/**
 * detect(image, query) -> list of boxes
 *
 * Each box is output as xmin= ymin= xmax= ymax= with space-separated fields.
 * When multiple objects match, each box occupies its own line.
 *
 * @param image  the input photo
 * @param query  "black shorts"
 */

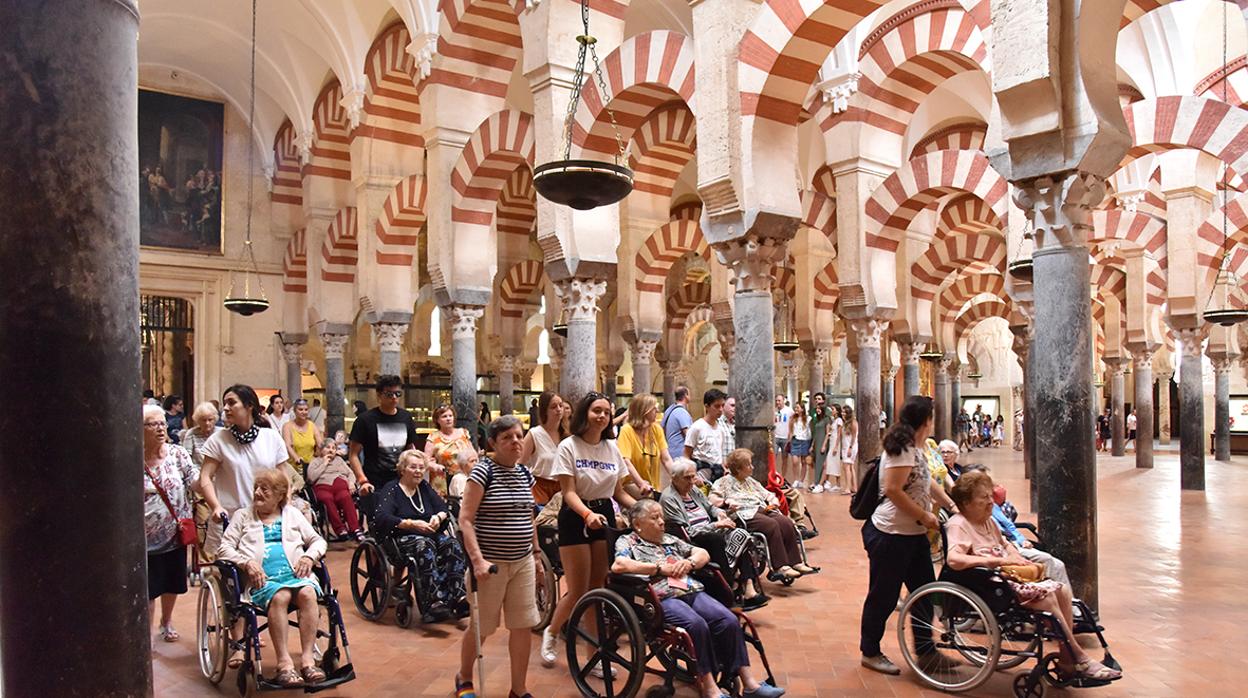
xmin=557 ymin=498 xmax=615 ymax=546
xmin=147 ymin=546 xmax=188 ymax=599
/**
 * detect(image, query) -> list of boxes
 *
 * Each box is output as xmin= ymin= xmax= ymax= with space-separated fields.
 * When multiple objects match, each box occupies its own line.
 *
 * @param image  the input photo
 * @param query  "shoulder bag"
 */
xmin=145 ymin=463 xmax=198 ymax=547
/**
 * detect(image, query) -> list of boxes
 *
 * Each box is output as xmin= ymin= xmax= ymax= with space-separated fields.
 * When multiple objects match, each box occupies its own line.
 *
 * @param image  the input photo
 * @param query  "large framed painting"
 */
xmin=138 ymin=88 xmax=224 ymax=253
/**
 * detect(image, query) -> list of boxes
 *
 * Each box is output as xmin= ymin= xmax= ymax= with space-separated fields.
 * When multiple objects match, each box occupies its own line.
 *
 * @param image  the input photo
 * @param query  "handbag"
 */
xmin=998 ymin=563 xmax=1043 ymax=583
xmin=145 ymin=463 xmax=198 ymax=547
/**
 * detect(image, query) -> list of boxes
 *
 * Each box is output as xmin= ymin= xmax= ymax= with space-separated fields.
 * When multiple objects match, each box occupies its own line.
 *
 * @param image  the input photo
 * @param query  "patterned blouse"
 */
xmin=710 ymin=474 xmax=778 ymax=520
xmin=143 ymin=445 xmax=198 ymax=553
xmin=614 ymin=532 xmax=705 ymax=600
xmin=178 ymin=425 xmax=220 ymax=468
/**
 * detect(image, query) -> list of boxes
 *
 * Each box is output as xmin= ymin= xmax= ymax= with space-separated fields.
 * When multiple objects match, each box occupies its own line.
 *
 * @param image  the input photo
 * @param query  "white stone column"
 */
xmin=446 ymin=304 xmax=485 ymax=431
xmin=898 ymin=341 xmax=924 ymax=399
xmin=631 ymin=338 xmax=658 ymax=397
xmin=371 ymin=322 xmax=408 ymax=378
xmin=935 ymin=354 xmax=953 ymax=441
xmin=809 ymin=346 xmax=829 ymax=398
xmin=318 ymin=332 xmax=349 ymax=436
xmin=1107 ymin=358 xmax=1127 ymax=457
xmin=498 ymin=354 xmax=517 ymax=416
xmin=1130 ymin=348 xmax=1156 ymax=468
xmin=279 ymin=334 xmax=306 ymax=401
xmin=849 ymin=318 xmax=889 ymax=468
xmin=554 ymin=278 xmax=607 ymax=407
xmin=661 ymin=361 xmax=678 ymax=405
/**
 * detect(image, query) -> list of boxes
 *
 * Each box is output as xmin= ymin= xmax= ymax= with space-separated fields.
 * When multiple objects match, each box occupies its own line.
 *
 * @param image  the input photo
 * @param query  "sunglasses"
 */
xmin=381 ymin=390 xmax=402 ymax=398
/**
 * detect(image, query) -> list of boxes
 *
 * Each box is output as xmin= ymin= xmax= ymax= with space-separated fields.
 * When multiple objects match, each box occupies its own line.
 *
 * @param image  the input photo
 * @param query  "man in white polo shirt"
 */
xmin=685 ymin=389 xmax=728 ymax=482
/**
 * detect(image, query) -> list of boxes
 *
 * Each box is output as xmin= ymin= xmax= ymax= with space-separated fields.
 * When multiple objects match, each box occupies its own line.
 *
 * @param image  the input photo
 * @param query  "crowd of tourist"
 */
xmin=140 ymin=375 xmax=1115 ymax=695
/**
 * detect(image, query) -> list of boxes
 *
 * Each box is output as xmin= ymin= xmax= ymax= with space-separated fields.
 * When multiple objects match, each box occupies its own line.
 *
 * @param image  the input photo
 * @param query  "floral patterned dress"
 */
xmin=427 ymin=428 xmax=472 ymax=495
xmin=143 ymin=445 xmax=198 ymax=554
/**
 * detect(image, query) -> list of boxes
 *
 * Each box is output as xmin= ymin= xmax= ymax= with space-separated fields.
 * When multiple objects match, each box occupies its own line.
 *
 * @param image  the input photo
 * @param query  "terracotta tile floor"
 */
xmin=153 ymin=445 xmax=1248 ymax=696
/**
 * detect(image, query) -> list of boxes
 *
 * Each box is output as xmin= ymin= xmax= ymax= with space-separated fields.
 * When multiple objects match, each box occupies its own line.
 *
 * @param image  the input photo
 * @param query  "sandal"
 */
xmin=301 ymin=665 xmax=326 ymax=684
xmin=1073 ymin=659 xmax=1122 ymax=682
xmin=227 ymin=651 xmax=245 ymax=669
xmin=274 ymin=668 xmax=303 ymax=687
xmin=158 ymin=624 xmax=180 ymax=642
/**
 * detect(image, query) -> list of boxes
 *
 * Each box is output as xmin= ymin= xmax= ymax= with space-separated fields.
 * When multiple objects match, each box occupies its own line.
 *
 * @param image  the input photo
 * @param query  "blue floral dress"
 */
xmin=250 ymin=519 xmax=320 ymax=609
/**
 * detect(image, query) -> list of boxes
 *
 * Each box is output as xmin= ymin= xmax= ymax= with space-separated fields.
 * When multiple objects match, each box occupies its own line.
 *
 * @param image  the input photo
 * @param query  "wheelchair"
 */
xmin=196 ymin=559 xmax=355 ymax=695
xmin=724 ymin=509 xmax=814 ymax=587
xmin=348 ymin=519 xmax=468 ymax=628
xmin=533 ymin=523 xmax=564 ymax=632
xmin=896 ymin=528 xmax=1119 ymax=698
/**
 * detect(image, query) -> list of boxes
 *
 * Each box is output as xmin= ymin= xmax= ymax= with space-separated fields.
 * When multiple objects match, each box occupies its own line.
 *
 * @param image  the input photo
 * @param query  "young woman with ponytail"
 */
xmin=858 ymin=395 xmax=952 ymax=677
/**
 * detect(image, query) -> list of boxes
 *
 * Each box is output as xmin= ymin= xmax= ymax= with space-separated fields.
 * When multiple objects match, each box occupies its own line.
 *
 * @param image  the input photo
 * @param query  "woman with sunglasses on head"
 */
xmin=519 ymin=391 xmax=568 ymax=504
xmin=616 ymin=393 xmax=673 ymax=493
xmin=539 ymin=392 xmax=638 ymax=669
xmin=424 ymin=403 xmax=476 ymax=496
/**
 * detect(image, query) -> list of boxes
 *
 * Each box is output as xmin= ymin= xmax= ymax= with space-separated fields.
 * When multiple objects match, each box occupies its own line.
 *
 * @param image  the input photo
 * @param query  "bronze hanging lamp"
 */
xmin=532 ymin=0 xmax=633 ymax=210
xmin=552 ymin=305 xmax=569 ymax=338
xmin=773 ymin=284 xmax=799 ymax=353
xmin=224 ymin=0 xmax=270 ymax=317
xmin=1007 ymin=212 xmax=1034 ymax=281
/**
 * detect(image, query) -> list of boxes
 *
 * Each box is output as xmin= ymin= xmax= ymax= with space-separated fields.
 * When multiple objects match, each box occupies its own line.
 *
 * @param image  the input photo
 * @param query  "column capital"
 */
xmin=935 ymin=355 xmax=953 ymax=383
xmin=1127 ymin=345 xmax=1157 ymax=369
xmin=898 ymin=341 xmax=925 ymax=366
xmin=1211 ymin=356 xmax=1236 ymax=374
xmin=371 ymin=322 xmax=409 ymax=353
xmin=445 ymin=304 xmax=485 ymax=340
xmin=632 ymin=338 xmax=659 ymax=364
xmin=883 ymin=366 xmax=898 ymax=381
xmin=813 ymin=346 xmax=831 ymax=367
xmin=1012 ymin=171 xmax=1105 ymax=250
xmin=1105 ymin=360 xmax=1126 ymax=378
xmin=1155 ymin=368 xmax=1174 ymax=381
xmin=280 ymin=341 xmax=303 ymax=364
xmin=318 ymin=332 xmax=349 ymax=360
xmin=1175 ymin=326 xmax=1208 ymax=358
xmin=498 ymin=354 xmax=518 ymax=372
xmin=553 ymin=277 xmax=607 ymax=322
xmin=713 ymin=235 xmax=786 ymax=293
xmin=849 ymin=318 xmax=889 ymax=349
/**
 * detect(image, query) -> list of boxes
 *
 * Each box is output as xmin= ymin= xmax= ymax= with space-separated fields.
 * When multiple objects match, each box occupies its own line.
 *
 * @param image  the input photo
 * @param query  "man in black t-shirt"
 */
xmin=349 ymin=375 xmax=425 ymax=514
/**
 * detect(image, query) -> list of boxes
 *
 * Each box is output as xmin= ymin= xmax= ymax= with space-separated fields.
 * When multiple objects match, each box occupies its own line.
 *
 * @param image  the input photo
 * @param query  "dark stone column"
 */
xmin=601 ymin=363 xmax=619 ymax=403
xmin=881 ymin=367 xmax=896 ymax=427
xmin=934 ymin=355 xmax=952 ymax=441
xmin=850 ymin=319 xmax=888 ymax=471
xmin=1016 ymin=173 xmax=1100 ymax=608
xmin=1025 ymin=344 xmax=1039 ymax=513
xmin=662 ymin=362 xmax=677 ymax=405
xmin=447 ymin=305 xmax=484 ymax=432
xmin=1157 ymin=369 xmax=1173 ymax=445
xmin=899 ymin=342 xmax=922 ymax=398
xmin=319 ymin=331 xmax=349 ymax=436
xmin=631 ymin=338 xmax=657 ymax=397
xmin=1130 ymin=349 xmax=1155 ymax=469
xmin=1176 ymin=328 xmax=1205 ymax=490
xmin=809 ymin=347 xmax=828 ymax=400
xmin=1108 ymin=359 xmax=1126 ymax=456
xmin=0 ymin=1 xmax=152 ymax=693
xmin=1212 ymin=357 xmax=1234 ymax=463
xmin=279 ymin=335 xmax=306 ymax=401
xmin=498 ymin=354 xmax=516 ymax=416
xmin=950 ymin=365 xmax=963 ymax=431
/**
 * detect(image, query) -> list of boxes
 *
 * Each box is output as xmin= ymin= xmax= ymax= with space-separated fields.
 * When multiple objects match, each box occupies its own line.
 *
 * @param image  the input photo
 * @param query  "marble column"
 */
xmin=631 ymin=338 xmax=658 ymax=397
xmin=0 ymin=1 xmax=151 ymax=690
xmin=555 ymin=278 xmax=607 ymax=407
xmin=601 ymin=363 xmax=619 ymax=402
xmin=713 ymin=317 xmax=737 ymax=397
xmin=447 ymin=305 xmax=484 ymax=432
xmin=850 ymin=318 xmax=888 ymax=469
xmin=899 ymin=342 xmax=924 ymax=399
xmin=950 ymin=364 xmax=963 ymax=429
xmin=279 ymin=335 xmax=306 ymax=401
xmin=1131 ymin=350 xmax=1155 ymax=468
xmin=1176 ymin=328 xmax=1206 ymax=490
xmin=662 ymin=362 xmax=677 ymax=405
xmin=934 ymin=355 xmax=952 ymax=441
xmin=1108 ymin=359 xmax=1126 ymax=457
xmin=498 ymin=354 xmax=517 ymax=416
xmin=372 ymin=322 xmax=408 ymax=378
xmin=809 ymin=347 xmax=829 ymax=399
xmin=319 ymin=332 xmax=349 ymax=449
xmin=1212 ymin=357 xmax=1234 ymax=463
xmin=1015 ymin=173 xmax=1101 ymax=607
xmin=882 ymin=367 xmax=898 ymax=426
xmin=1157 ymin=369 xmax=1173 ymax=445
xmin=781 ymin=355 xmax=798 ymax=406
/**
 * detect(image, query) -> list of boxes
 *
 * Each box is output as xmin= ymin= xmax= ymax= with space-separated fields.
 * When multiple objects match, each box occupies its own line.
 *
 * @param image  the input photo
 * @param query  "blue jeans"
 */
xmin=661 ymin=591 xmax=748 ymax=677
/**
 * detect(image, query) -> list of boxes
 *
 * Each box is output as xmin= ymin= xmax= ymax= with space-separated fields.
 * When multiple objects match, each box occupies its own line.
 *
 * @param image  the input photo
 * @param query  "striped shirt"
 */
xmin=467 ymin=457 xmax=536 ymax=561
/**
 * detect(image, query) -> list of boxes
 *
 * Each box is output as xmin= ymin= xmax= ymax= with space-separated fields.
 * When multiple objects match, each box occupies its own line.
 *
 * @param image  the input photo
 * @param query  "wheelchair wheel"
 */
xmin=349 ymin=539 xmax=391 ymax=621
xmin=898 ymin=582 xmax=999 ymax=693
xmin=533 ymin=549 xmax=558 ymax=633
xmin=566 ymin=588 xmax=646 ymax=698
xmin=196 ymin=574 xmax=229 ymax=685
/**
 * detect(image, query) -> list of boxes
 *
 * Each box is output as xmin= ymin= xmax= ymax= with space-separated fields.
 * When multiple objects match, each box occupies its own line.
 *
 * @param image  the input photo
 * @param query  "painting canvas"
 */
xmin=139 ymin=89 xmax=224 ymax=252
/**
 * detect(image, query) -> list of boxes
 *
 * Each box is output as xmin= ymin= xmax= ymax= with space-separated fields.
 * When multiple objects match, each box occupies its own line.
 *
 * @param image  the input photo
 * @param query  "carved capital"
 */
xmin=338 ymin=76 xmax=367 ymax=130
xmin=632 ymin=338 xmax=659 ymax=364
xmin=1106 ymin=360 xmax=1126 ymax=378
xmin=813 ymin=347 xmax=831 ymax=369
xmin=1155 ymin=369 xmax=1174 ymax=382
xmin=1212 ymin=357 xmax=1235 ymax=375
xmin=898 ymin=341 xmax=925 ymax=366
xmin=516 ymin=365 xmax=535 ymax=387
xmin=295 ymin=124 xmax=314 ymax=164
xmin=1129 ymin=346 xmax=1156 ymax=371
xmin=406 ymin=33 xmax=438 ymax=81
xmin=553 ymin=278 xmax=607 ymax=322
xmin=498 ymin=354 xmax=517 ymax=373
xmin=280 ymin=342 xmax=303 ymax=364
xmin=883 ymin=366 xmax=899 ymax=381
xmin=1013 ymin=172 xmax=1105 ymax=250
xmin=372 ymin=322 xmax=409 ymax=353
xmin=446 ymin=304 xmax=485 ymax=340
xmin=714 ymin=235 xmax=786 ymax=293
xmin=849 ymin=318 xmax=888 ymax=349
xmin=820 ymin=72 xmax=860 ymax=114
xmin=1175 ymin=327 xmax=1208 ymax=358
xmin=318 ymin=332 xmax=349 ymax=360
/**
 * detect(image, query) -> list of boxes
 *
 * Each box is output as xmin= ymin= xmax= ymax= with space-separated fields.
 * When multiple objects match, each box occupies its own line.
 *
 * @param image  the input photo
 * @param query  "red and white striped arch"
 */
xmin=630 ymin=104 xmax=697 ymax=198
xmin=774 ymin=264 xmax=797 ymax=300
xmin=1120 ymin=0 xmax=1181 ymax=29
xmin=863 ymin=150 xmax=1008 ymax=252
xmin=954 ymin=297 xmax=1010 ymax=345
xmin=374 ymin=175 xmax=426 ymax=267
xmin=307 ymin=80 xmax=352 ymax=181
xmin=321 ymin=207 xmax=358 ymax=284
xmin=670 ymin=199 xmax=702 ymax=222
xmin=811 ymin=164 xmax=835 ymax=197
xmin=271 ymin=119 xmax=303 ymax=207
xmin=1195 ymin=55 xmax=1248 ymax=107
xmin=283 ymin=228 xmax=308 ymax=294
xmin=911 ymin=230 xmax=1005 ymax=302
xmin=498 ymin=259 xmax=545 ymax=319
xmin=1091 ymin=208 xmax=1168 ymax=271
xmin=938 ymin=193 xmax=1003 ymax=235
xmin=429 ymin=0 xmax=523 ymax=101
xmin=451 ymin=109 xmax=535 ymax=227
xmin=738 ymin=0 xmax=886 ymax=126
xmin=1196 ymin=190 xmax=1248 ymax=294
xmin=801 ymin=189 xmax=837 ymax=238
xmin=813 ymin=260 xmax=839 ymax=311
xmin=665 ymin=281 xmax=711 ymax=332
xmin=572 ymin=31 xmax=696 ymax=159
xmin=1122 ymin=96 xmax=1248 ymax=174
xmin=1090 ymin=264 xmax=1127 ymax=310
xmin=635 ymin=218 xmax=708 ymax=293
xmin=911 ymin=121 xmax=987 ymax=158
xmin=938 ymin=270 xmax=1005 ymax=327
xmin=496 ymin=166 xmax=536 ymax=238
xmin=360 ymin=21 xmax=422 ymax=148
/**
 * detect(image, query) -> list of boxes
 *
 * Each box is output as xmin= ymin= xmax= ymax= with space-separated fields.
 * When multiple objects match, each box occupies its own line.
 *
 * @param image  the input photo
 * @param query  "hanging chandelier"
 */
xmin=552 ymin=306 xmax=569 ymax=338
xmin=1007 ymin=213 xmax=1034 ymax=281
xmin=1203 ymin=4 xmax=1248 ymax=327
xmin=919 ymin=349 xmax=944 ymax=361
xmin=532 ymin=0 xmax=633 ymax=210
xmin=773 ymin=285 xmax=799 ymax=353
xmin=224 ymin=0 xmax=270 ymax=317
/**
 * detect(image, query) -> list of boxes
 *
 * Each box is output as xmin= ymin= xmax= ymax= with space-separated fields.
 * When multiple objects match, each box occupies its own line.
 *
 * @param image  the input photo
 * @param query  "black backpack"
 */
xmin=849 ymin=456 xmax=883 ymax=520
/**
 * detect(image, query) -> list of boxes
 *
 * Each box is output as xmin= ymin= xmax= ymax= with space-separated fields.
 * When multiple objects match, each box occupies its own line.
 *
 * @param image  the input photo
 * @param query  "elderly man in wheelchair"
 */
xmin=897 ymin=470 xmax=1121 ymax=698
xmin=605 ymin=499 xmax=785 ymax=698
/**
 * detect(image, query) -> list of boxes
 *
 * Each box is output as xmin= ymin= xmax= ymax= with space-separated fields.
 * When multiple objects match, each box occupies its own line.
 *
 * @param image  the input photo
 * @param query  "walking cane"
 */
xmin=469 ymin=563 xmax=498 ymax=695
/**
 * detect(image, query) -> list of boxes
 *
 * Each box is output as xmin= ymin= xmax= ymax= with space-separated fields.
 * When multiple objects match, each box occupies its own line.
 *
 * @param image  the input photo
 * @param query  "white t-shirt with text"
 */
xmin=551 ymin=435 xmax=625 ymax=500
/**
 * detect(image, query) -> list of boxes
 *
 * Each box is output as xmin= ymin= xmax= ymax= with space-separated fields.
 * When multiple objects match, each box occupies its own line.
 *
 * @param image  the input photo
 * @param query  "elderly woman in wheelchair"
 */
xmin=611 ymin=499 xmax=785 ymax=698
xmin=216 ymin=468 xmax=328 ymax=687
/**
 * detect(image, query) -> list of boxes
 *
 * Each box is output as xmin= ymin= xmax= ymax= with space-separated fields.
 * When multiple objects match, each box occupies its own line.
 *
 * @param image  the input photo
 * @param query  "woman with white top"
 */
xmin=813 ymin=404 xmax=843 ymax=493
xmin=540 ymin=392 xmax=638 ymax=669
xmin=519 ymin=391 xmax=568 ymax=504
xmin=839 ymin=404 xmax=859 ymax=495
xmin=788 ymin=401 xmax=812 ymax=489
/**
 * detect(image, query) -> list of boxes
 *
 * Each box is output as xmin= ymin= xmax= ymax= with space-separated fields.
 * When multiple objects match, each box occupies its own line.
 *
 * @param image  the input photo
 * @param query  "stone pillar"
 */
xmin=898 ymin=342 xmax=924 ymax=399
xmin=447 ymin=305 xmax=484 ymax=432
xmin=279 ymin=335 xmax=306 ymax=401
xmin=517 ymin=365 xmax=535 ymax=391
xmin=372 ymin=322 xmax=408 ymax=378
xmin=780 ymin=354 xmax=798 ymax=406
xmin=809 ymin=347 xmax=828 ymax=399
xmin=1131 ymin=350 xmax=1155 ymax=468
xmin=713 ymin=316 xmax=737 ymax=396
xmin=661 ymin=362 xmax=677 ymax=405
xmin=555 ymin=278 xmax=607 ymax=407
xmin=850 ymin=318 xmax=888 ymax=469
xmin=1108 ymin=359 xmax=1126 ymax=456
xmin=934 ymin=355 xmax=952 ymax=441
xmin=882 ymin=367 xmax=898 ymax=426
xmin=631 ymin=338 xmax=658 ymax=396
xmin=0 ymin=1 xmax=151 ymax=691
xmin=950 ymin=364 xmax=963 ymax=430
xmin=1014 ymin=173 xmax=1101 ymax=607
xmin=498 ymin=354 xmax=517 ymax=416
xmin=1212 ymin=357 xmax=1234 ymax=463
xmin=601 ymin=363 xmax=619 ymax=402
xmin=319 ymin=332 xmax=349 ymax=446
xmin=1176 ymin=328 xmax=1206 ymax=490
xmin=1157 ymin=369 xmax=1173 ymax=445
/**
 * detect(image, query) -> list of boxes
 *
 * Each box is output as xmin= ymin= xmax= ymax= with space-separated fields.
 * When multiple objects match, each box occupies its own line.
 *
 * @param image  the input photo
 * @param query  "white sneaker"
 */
xmin=810 ymin=484 xmax=824 ymax=493
xmin=829 ymin=485 xmax=842 ymax=493
xmin=590 ymin=661 xmax=618 ymax=679
xmin=540 ymin=626 xmax=559 ymax=667
xmin=793 ymin=481 xmax=804 ymax=490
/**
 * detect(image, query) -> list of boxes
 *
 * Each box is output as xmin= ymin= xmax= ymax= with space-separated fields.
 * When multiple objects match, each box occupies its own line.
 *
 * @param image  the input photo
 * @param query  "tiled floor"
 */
xmin=152 ymin=445 xmax=1248 ymax=696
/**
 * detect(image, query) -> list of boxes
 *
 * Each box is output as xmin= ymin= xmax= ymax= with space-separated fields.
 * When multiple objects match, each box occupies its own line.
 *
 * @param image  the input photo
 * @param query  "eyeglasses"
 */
xmin=143 ymin=421 xmax=166 ymax=429
xmin=381 ymin=391 xmax=402 ymax=398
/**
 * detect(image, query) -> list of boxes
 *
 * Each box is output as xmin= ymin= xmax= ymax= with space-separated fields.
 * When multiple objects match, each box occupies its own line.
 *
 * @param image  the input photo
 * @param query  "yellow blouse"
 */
xmin=616 ymin=422 xmax=668 ymax=489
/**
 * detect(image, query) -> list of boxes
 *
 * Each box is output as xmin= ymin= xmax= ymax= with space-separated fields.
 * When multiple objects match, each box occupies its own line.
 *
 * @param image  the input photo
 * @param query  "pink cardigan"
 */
xmin=217 ymin=504 xmax=326 ymax=571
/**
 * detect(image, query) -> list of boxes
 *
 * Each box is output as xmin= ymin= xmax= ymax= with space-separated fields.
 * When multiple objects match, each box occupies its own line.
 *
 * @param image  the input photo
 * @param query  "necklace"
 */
xmin=404 ymin=484 xmax=426 ymax=514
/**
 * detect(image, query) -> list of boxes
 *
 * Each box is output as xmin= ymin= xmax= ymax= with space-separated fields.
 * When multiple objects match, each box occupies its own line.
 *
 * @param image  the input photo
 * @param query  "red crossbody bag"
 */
xmin=146 ymin=463 xmax=198 ymax=547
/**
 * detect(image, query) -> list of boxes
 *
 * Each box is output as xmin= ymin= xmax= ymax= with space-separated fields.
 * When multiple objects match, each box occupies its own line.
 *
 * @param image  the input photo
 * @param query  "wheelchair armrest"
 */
xmin=607 ymin=572 xmax=656 ymax=591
